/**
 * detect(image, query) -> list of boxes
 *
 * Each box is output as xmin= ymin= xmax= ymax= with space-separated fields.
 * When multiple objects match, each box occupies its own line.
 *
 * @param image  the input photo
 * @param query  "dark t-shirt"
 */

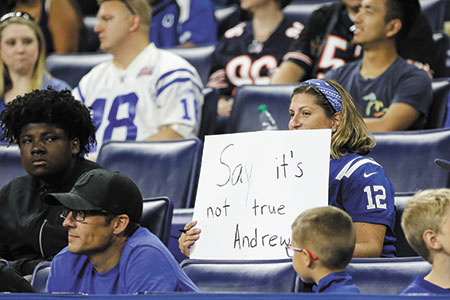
xmin=0 ymin=158 xmax=100 ymax=275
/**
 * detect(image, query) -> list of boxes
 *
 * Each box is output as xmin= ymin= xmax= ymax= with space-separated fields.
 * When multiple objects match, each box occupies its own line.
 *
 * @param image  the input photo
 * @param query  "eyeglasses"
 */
xmin=0 ymin=12 xmax=34 ymax=23
xmin=120 ymin=0 xmax=136 ymax=15
xmin=285 ymin=245 xmax=318 ymax=260
xmin=60 ymin=208 xmax=112 ymax=222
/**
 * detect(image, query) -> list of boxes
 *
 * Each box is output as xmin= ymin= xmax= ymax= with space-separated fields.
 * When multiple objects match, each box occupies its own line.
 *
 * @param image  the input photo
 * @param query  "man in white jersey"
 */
xmin=73 ymin=0 xmax=203 ymax=156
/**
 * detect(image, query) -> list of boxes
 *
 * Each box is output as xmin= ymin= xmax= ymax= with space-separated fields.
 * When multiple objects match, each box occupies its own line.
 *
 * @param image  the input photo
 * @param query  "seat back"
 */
xmin=346 ymin=257 xmax=431 ymax=294
xmin=420 ymin=0 xmax=446 ymax=31
xmin=225 ymin=84 xmax=296 ymax=133
xmin=97 ymin=138 xmax=203 ymax=208
xmin=283 ymin=1 xmax=337 ymax=24
xmin=167 ymin=45 xmax=215 ymax=86
xmin=394 ymin=193 xmax=418 ymax=257
xmin=0 ymin=145 xmax=25 ymax=189
xmin=424 ymin=77 xmax=450 ymax=129
xmin=180 ymin=259 xmax=297 ymax=293
xmin=46 ymin=52 xmax=112 ymax=88
xmin=431 ymin=32 xmax=450 ymax=78
xmin=140 ymin=197 xmax=174 ymax=246
xmin=199 ymin=87 xmax=219 ymax=140
xmin=30 ymin=261 xmax=51 ymax=293
xmin=371 ymin=128 xmax=450 ymax=193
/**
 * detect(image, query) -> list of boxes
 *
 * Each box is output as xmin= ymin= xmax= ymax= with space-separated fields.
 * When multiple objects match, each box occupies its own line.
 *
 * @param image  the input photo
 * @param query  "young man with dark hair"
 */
xmin=45 ymin=168 xmax=198 ymax=294
xmin=0 ymin=88 xmax=99 ymax=276
xmin=324 ymin=0 xmax=432 ymax=131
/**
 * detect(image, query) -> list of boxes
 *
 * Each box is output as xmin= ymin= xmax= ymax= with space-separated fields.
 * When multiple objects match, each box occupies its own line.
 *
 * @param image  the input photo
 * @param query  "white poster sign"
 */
xmin=191 ymin=129 xmax=331 ymax=259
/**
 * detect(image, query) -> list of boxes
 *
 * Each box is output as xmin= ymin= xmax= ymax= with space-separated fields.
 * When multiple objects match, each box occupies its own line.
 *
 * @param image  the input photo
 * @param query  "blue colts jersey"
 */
xmin=329 ymin=153 xmax=396 ymax=257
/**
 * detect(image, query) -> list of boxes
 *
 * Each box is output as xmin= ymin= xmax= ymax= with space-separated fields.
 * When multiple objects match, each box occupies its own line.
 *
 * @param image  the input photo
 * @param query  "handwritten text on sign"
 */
xmin=191 ymin=130 xmax=331 ymax=259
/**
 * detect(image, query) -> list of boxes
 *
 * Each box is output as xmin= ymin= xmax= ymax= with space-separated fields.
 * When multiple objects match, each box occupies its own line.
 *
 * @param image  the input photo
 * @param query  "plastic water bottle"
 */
xmin=258 ymin=104 xmax=278 ymax=130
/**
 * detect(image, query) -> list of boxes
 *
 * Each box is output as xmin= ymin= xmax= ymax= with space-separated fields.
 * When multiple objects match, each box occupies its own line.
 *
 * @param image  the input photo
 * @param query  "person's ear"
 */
xmin=71 ymin=138 xmax=80 ymax=155
xmin=423 ymin=229 xmax=442 ymax=251
xmin=386 ymin=19 xmax=402 ymax=39
xmin=331 ymin=112 xmax=342 ymax=133
xmin=129 ymin=15 xmax=140 ymax=32
xmin=113 ymin=215 xmax=130 ymax=235
xmin=304 ymin=249 xmax=314 ymax=268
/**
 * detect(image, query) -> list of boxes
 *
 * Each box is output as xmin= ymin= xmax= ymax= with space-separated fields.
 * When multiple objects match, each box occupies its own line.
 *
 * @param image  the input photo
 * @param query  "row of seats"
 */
xmin=31 ymin=255 xmax=431 ymax=294
xmin=180 ymin=257 xmax=431 ymax=294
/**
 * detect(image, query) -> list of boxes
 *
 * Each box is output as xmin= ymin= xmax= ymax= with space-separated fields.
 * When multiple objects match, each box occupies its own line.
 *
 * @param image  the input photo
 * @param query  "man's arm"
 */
xmin=270 ymin=61 xmax=307 ymax=84
xmin=364 ymin=102 xmax=421 ymax=131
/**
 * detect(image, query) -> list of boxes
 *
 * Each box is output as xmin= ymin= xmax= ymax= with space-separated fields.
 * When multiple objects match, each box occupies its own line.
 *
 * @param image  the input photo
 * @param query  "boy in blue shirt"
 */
xmin=289 ymin=206 xmax=360 ymax=294
xmin=400 ymin=188 xmax=450 ymax=295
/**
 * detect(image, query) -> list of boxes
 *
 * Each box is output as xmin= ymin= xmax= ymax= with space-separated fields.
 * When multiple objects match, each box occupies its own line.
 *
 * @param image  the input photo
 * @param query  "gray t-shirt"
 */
xmin=325 ymin=56 xmax=432 ymax=129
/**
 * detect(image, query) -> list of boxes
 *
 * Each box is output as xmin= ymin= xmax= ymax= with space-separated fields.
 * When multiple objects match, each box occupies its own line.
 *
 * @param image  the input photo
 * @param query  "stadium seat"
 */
xmin=346 ymin=257 xmax=431 ymax=294
xmin=394 ymin=193 xmax=418 ymax=257
xmin=82 ymin=16 xmax=100 ymax=52
xmin=199 ymin=87 xmax=219 ymax=140
xmin=225 ymin=84 xmax=296 ymax=133
xmin=371 ymin=128 xmax=450 ymax=193
xmin=0 ymin=145 xmax=26 ymax=189
xmin=168 ymin=208 xmax=195 ymax=263
xmin=432 ymin=32 xmax=450 ymax=78
xmin=167 ymin=45 xmax=215 ymax=86
xmin=420 ymin=0 xmax=446 ymax=31
xmin=140 ymin=197 xmax=174 ymax=246
xmin=30 ymin=261 xmax=51 ymax=293
xmin=97 ymin=138 xmax=203 ymax=208
xmin=424 ymin=77 xmax=450 ymax=129
xmin=46 ymin=52 xmax=111 ymax=88
xmin=283 ymin=1 xmax=336 ymax=25
xmin=180 ymin=259 xmax=298 ymax=292
xmin=214 ymin=4 xmax=242 ymax=38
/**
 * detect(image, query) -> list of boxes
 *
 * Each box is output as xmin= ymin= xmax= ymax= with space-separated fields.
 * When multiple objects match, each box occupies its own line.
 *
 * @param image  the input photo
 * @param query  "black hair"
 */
xmin=276 ymin=0 xmax=293 ymax=9
xmin=0 ymin=88 xmax=96 ymax=155
xmin=385 ymin=0 xmax=420 ymax=39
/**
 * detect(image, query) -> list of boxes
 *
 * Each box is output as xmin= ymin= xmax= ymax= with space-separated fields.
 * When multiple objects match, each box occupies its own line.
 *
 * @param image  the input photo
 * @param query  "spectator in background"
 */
xmin=324 ymin=0 xmax=432 ymax=131
xmin=208 ymin=0 xmax=302 ymax=118
xmin=0 ymin=0 xmax=86 ymax=54
xmin=290 ymin=206 xmax=360 ymax=294
xmin=180 ymin=79 xmax=396 ymax=259
xmin=0 ymin=89 xmax=99 ymax=276
xmin=46 ymin=168 xmax=198 ymax=294
xmin=400 ymin=188 xmax=450 ymax=295
xmin=0 ymin=12 xmax=70 ymax=138
xmin=74 ymin=0 xmax=203 ymax=158
xmin=271 ymin=0 xmax=436 ymax=84
xmin=149 ymin=0 xmax=217 ymax=48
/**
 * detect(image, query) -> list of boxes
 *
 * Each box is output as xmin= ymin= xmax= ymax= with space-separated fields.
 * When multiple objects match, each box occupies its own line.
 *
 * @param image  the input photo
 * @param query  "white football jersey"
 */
xmin=73 ymin=43 xmax=203 ymax=155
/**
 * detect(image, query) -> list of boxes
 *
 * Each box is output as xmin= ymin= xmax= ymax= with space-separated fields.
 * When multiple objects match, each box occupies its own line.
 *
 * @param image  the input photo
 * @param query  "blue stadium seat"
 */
xmin=432 ymin=32 xmax=450 ymax=78
xmin=225 ymin=84 xmax=296 ymax=133
xmin=371 ymin=128 xmax=450 ymax=193
xmin=141 ymin=197 xmax=174 ymax=246
xmin=180 ymin=259 xmax=298 ymax=292
xmin=0 ymin=145 xmax=26 ymax=189
xmin=420 ymin=0 xmax=446 ymax=31
xmin=97 ymin=138 xmax=203 ymax=208
xmin=167 ymin=45 xmax=215 ymax=86
xmin=30 ymin=261 xmax=51 ymax=293
xmin=46 ymin=52 xmax=111 ymax=88
xmin=283 ymin=1 xmax=336 ymax=24
xmin=346 ymin=257 xmax=431 ymax=294
xmin=394 ymin=193 xmax=418 ymax=257
xmin=425 ymin=77 xmax=450 ymax=129
xmin=168 ymin=208 xmax=195 ymax=263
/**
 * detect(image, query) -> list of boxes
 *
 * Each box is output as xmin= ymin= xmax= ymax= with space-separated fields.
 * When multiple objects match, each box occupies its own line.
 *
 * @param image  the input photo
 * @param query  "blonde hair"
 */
xmin=401 ymin=188 xmax=450 ymax=263
xmin=291 ymin=206 xmax=355 ymax=270
xmin=97 ymin=0 xmax=151 ymax=28
xmin=0 ymin=16 xmax=46 ymax=97
xmin=291 ymin=79 xmax=375 ymax=159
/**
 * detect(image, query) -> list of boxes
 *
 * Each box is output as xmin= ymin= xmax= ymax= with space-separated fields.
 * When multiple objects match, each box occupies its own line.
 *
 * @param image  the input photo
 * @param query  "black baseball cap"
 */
xmin=45 ymin=169 xmax=143 ymax=223
xmin=435 ymin=158 xmax=450 ymax=172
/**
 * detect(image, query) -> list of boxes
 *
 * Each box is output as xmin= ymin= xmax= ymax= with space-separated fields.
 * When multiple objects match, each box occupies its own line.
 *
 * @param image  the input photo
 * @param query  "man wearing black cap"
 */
xmin=45 ymin=168 xmax=198 ymax=294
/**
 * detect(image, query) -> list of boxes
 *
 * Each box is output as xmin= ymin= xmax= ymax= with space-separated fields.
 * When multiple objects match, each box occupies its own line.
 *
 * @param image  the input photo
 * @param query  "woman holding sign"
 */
xmin=180 ymin=79 xmax=396 ymax=258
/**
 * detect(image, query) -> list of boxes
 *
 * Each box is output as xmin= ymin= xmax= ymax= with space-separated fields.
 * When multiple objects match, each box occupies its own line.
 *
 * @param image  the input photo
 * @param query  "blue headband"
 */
xmin=299 ymin=79 xmax=342 ymax=113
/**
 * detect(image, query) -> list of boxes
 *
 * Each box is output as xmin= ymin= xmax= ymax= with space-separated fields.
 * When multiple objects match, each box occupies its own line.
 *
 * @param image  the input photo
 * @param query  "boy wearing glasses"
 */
xmin=0 ymin=89 xmax=99 ymax=277
xmin=45 ymin=168 xmax=198 ymax=294
xmin=289 ymin=206 xmax=360 ymax=294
